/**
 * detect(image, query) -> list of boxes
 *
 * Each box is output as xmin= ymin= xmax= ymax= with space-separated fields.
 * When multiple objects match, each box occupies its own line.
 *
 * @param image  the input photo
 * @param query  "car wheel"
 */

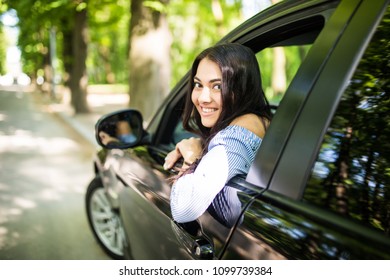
xmin=86 ymin=176 xmax=125 ymax=259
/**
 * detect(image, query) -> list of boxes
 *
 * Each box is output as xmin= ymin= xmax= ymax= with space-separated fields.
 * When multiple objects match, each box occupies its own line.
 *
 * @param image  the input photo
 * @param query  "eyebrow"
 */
xmin=194 ymin=76 xmax=222 ymax=83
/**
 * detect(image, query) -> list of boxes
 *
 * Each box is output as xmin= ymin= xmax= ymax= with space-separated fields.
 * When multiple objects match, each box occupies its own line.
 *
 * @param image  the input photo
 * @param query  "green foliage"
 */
xmin=0 ymin=23 xmax=5 ymax=74
xmin=144 ymin=0 xmax=167 ymax=13
xmin=4 ymin=0 xmax=77 ymax=78
xmin=168 ymin=0 xmax=244 ymax=86
xmin=4 ymin=0 xmax=254 ymax=86
xmin=87 ymin=0 xmax=129 ymax=84
xmin=4 ymin=0 xmax=305 ymax=96
xmin=257 ymin=45 xmax=310 ymax=104
xmin=0 ymin=0 xmax=8 ymax=74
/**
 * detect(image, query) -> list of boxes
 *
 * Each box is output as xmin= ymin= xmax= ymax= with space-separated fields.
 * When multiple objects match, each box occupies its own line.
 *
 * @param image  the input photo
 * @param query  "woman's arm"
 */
xmin=163 ymin=137 xmax=203 ymax=172
xmin=170 ymin=126 xmax=260 ymax=223
xmin=170 ymin=144 xmax=229 ymax=223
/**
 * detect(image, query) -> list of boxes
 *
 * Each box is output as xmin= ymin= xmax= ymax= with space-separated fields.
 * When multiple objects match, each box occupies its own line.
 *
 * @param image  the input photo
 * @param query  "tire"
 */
xmin=86 ymin=176 xmax=126 ymax=259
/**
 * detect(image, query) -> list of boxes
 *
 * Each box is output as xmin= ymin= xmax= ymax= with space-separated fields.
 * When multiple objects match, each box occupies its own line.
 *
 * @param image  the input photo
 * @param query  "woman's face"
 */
xmin=191 ymin=58 xmax=222 ymax=128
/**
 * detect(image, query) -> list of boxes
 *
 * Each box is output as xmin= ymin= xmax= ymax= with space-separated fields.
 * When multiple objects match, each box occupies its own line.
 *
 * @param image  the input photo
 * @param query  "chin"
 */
xmin=201 ymin=120 xmax=216 ymax=128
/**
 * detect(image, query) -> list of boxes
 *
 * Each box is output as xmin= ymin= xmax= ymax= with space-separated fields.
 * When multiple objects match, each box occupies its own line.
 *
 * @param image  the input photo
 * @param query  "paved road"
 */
xmin=0 ymin=87 xmax=111 ymax=259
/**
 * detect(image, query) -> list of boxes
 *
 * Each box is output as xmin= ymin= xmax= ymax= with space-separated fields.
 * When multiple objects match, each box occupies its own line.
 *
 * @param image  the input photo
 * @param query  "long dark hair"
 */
xmin=182 ymin=43 xmax=272 ymax=147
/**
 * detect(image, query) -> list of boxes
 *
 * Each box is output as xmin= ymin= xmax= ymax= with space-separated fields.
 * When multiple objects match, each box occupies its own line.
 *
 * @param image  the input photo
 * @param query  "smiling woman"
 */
xmin=85 ymin=0 xmax=390 ymax=261
xmin=163 ymin=43 xmax=272 ymax=227
xmin=191 ymin=58 xmax=223 ymax=128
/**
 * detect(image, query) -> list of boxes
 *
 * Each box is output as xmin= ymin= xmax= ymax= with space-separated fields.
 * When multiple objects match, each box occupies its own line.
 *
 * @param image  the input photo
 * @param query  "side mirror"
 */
xmin=95 ymin=109 xmax=145 ymax=149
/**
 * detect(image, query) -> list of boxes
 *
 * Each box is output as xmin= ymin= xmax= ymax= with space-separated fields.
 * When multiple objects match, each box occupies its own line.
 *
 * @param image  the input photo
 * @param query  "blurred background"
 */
xmin=0 ymin=0 xmax=287 ymax=259
xmin=0 ymin=0 xmax=280 ymax=122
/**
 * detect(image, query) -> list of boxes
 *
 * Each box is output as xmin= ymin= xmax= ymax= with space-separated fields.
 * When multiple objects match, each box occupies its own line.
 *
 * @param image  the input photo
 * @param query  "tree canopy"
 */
xmin=0 ymin=0 xmax=277 ymax=116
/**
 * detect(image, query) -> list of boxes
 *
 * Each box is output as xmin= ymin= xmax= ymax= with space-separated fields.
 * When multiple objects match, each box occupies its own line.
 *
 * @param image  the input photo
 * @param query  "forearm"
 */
xmin=170 ymin=146 xmax=229 ymax=222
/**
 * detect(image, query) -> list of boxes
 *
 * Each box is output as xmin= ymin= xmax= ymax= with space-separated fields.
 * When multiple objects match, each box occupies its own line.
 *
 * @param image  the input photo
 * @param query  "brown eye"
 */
xmin=194 ymin=82 xmax=202 ymax=89
xmin=212 ymin=84 xmax=221 ymax=91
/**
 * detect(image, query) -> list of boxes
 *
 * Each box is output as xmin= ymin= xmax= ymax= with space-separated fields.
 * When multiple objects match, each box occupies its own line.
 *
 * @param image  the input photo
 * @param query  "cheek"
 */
xmin=191 ymin=90 xmax=198 ymax=105
xmin=214 ymin=93 xmax=222 ymax=109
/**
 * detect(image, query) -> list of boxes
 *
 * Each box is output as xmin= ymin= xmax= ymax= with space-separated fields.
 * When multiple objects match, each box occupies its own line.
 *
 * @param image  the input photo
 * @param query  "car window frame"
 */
xmin=148 ymin=1 xmax=341 ymax=171
xmin=240 ymin=0 xmax=350 ymax=190
xmin=263 ymin=0 xmax=390 ymax=199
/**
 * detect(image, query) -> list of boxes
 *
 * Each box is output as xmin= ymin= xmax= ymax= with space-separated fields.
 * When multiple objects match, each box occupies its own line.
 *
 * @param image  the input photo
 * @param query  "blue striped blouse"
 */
xmin=170 ymin=125 xmax=262 ymax=227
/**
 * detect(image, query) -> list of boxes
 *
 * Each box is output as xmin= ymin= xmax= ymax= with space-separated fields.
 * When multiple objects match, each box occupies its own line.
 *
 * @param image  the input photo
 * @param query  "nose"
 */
xmin=198 ymin=87 xmax=211 ymax=103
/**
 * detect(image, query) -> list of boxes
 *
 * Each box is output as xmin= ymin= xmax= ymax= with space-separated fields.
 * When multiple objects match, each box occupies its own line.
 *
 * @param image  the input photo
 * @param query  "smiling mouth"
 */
xmin=201 ymin=107 xmax=217 ymax=113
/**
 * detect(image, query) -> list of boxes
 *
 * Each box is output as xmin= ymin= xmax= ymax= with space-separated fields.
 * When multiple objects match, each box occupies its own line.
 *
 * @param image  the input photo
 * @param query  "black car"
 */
xmin=85 ymin=0 xmax=390 ymax=259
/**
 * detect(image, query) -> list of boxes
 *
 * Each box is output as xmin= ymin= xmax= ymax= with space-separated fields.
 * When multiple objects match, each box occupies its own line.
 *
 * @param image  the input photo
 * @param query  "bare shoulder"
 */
xmin=230 ymin=114 xmax=269 ymax=139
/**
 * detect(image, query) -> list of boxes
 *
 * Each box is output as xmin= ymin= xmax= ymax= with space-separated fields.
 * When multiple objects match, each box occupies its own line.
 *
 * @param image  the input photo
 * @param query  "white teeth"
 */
xmin=202 ymin=107 xmax=216 ymax=113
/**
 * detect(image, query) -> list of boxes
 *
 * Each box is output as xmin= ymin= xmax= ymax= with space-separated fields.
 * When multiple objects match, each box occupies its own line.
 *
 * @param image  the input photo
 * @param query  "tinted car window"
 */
xmin=172 ymin=121 xmax=197 ymax=144
xmin=303 ymin=7 xmax=390 ymax=234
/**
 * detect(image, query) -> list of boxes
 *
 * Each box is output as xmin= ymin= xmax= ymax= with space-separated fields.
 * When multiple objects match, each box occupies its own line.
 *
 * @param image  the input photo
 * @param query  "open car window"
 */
xmin=170 ymin=39 xmax=315 ymax=146
xmin=172 ymin=121 xmax=197 ymax=144
xmin=256 ymin=44 xmax=311 ymax=110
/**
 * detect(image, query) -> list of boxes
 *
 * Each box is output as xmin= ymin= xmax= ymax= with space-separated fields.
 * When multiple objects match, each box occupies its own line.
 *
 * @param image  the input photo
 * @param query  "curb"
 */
xmin=26 ymin=87 xmax=128 ymax=150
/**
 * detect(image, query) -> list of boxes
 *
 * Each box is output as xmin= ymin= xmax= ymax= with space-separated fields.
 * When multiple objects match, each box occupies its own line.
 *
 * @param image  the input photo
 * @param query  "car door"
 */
xmin=130 ymin=0 xmax=352 ymax=260
xmin=109 ymin=0 xmax=345 ymax=260
xmin=223 ymin=0 xmax=390 ymax=259
xmin=108 ymin=77 xmax=195 ymax=259
xmin=194 ymin=0 xmax=346 ymax=259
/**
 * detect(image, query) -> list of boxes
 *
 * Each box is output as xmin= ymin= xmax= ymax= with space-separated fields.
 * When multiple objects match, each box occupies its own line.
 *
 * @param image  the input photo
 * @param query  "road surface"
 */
xmin=0 ymin=87 xmax=111 ymax=259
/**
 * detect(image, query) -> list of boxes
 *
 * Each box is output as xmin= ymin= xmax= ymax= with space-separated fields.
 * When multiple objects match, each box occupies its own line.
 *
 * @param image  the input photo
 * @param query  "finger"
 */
xmin=164 ymin=156 xmax=179 ymax=170
xmin=164 ymin=150 xmax=182 ymax=170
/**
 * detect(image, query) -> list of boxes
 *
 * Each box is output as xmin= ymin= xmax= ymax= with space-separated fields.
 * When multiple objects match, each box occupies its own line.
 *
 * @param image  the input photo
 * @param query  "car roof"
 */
xmin=217 ymin=0 xmax=339 ymax=45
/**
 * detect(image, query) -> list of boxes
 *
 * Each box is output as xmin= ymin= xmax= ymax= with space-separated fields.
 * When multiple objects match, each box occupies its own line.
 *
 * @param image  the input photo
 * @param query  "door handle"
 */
xmin=171 ymin=220 xmax=214 ymax=259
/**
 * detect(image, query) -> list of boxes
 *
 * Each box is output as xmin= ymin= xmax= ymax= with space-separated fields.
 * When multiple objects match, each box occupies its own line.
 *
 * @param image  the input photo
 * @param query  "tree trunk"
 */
xmin=43 ymin=53 xmax=52 ymax=94
xmin=128 ymin=0 xmax=171 ymax=123
xmin=272 ymin=46 xmax=286 ymax=97
xmin=61 ymin=24 xmax=73 ymax=89
xmin=271 ymin=0 xmax=286 ymax=98
xmin=69 ymin=4 xmax=89 ymax=114
xmin=99 ymin=45 xmax=116 ymax=84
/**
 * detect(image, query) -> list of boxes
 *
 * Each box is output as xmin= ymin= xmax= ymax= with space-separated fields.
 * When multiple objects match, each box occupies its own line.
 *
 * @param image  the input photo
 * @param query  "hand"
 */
xmin=163 ymin=137 xmax=202 ymax=170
